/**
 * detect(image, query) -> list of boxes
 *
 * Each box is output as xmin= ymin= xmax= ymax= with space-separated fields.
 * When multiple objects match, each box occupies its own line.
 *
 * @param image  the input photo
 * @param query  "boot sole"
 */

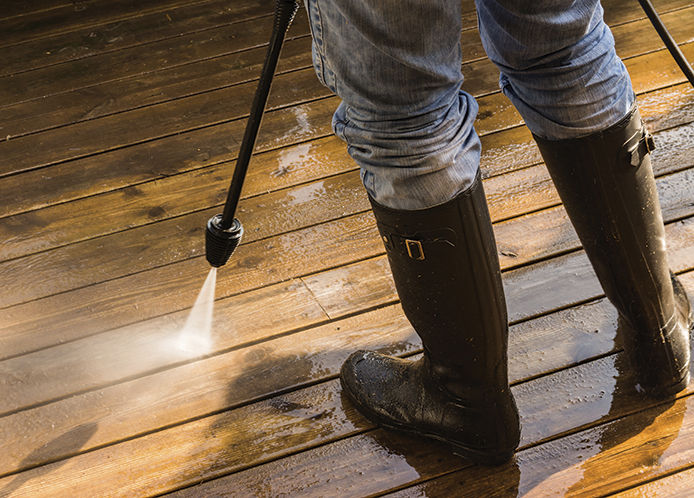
xmin=340 ymin=377 xmax=516 ymax=466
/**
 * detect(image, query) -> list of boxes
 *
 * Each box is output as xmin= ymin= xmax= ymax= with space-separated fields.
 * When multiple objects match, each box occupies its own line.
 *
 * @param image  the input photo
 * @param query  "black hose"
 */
xmin=637 ymin=0 xmax=694 ymax=88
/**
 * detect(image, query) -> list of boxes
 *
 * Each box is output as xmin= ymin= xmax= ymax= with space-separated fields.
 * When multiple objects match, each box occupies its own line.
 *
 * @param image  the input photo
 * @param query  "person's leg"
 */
xmin=477 ymin=0 xmax=691 ymax=395
xmin=304 ymin=0 xmax=519 ymax=463
xmin=305 ymin=0 xmax=480 ymax=210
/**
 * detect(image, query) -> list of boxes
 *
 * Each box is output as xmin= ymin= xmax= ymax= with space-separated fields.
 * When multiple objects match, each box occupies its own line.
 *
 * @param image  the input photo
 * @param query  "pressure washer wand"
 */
xmin=205 ymin=0 xmax=299 ymax=268
xmin=637 ymin=0 xmax=694 ymax=88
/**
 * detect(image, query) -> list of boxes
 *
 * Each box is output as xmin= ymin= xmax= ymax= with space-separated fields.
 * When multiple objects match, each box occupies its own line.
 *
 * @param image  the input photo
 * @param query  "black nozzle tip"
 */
xmin=205 ymin=214 xmax=243 ymax=268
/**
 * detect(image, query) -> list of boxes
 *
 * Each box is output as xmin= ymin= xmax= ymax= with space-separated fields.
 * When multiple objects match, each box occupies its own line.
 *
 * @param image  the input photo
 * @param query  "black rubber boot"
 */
xmin=533 ymin=106 xmax=692 ymax=397
xmin=340 ymin=172 xmax=520 ymax=465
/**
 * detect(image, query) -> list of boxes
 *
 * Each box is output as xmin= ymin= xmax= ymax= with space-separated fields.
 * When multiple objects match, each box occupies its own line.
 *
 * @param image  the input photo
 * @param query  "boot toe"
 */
xmin=339 ymin=350 xmax=370 ymax=399
xmin=339 ymin=350 xmax=401 ymax=413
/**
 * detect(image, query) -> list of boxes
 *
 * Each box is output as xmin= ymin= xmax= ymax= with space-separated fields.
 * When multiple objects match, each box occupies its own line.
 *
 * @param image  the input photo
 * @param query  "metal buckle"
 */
xmin=405 ymin=239 xmax=424 ymax=260
xmin=644 ymin=132 xmax=655 ymax=153
xmin=625 ymin=131 xmax=656 ymax=167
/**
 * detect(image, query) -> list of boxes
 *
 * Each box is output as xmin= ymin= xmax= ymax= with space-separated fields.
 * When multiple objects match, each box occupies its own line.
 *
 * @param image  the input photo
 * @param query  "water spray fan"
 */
xmin=205 ymin=0 xmax=300 ymax=268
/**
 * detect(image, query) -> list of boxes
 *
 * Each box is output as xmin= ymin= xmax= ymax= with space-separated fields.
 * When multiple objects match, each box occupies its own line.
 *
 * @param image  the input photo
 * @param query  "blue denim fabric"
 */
xmin=305 ymin=0 xmax=634 ymax=209
xmin=477 ymin=0 xmax=635 ymax=140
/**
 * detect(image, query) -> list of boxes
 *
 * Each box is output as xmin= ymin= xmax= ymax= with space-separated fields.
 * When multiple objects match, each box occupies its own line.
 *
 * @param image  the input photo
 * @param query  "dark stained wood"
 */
xmin=167 ymin=280 xmax=694 ymax=498
xmin=0 ymin=66 xmax=328 ymax=177
xmin=1 ymin=170 xmax=691 ymax=364
xmin=0 ymin=0 xmax=224 ymax=47
xmin=0 ymin=0 xmax=272 ymax=77
xmin=1 ymin=148 xmax=691 ymax=312
xmin=604 ymin=0 xmax=694 ymax=26
xmin=1 ymin=0 xmax=685 ymax=141
xmin=1 ymin=85 xmax=690 ymax=267
xmin=0 ymin=13 xmax=311 ymax=108
xmin=0 ymin=1 xmax=72 ymax=21
xmin=0 ymin=212 xmax=382 ymax=356
xmin=610 ymin=6 xmax=694 ymax=57
xmin=0 ymin=36 xmax=314 ymax=140
xmin=2 ymin=213 xmax=692 ymax=428
xmin=170 ymin=370 xmax=694 ymax=497
xmin=1 ymin=1 xmax=693 ymax=495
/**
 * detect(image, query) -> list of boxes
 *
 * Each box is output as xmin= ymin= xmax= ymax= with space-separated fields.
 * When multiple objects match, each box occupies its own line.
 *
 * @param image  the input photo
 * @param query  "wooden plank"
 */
xmin=0 ymin=0 xmax=273 ymax=77
xmin=478 ymin=80 xmax=694 ymax=181
xmin=1 ymin=0 xmax=483 ymax=79
xmin=628 ymin=43 xmax=694 ymax=94
xmin=1 ymin=14 xmax=531 ymax=177
xmin=1 ymin=84 xmax=691 ymax=268
xmin=0 ymin=264 xmax=683 ymax=479
xmin=0 ymin=13 xmax=311 ymax=108
xmin=0 ymin=305 xmax=412 ymax=475
xmin=1 ymin=204 xmax=694 ymax=492
xmin=501 ymin=215 xmax=693 ymax=323
xmin=3 ymin=270 xmax=693 ymax=495
xmin=0 ymin=90 xmax=519 ymax=259
xmin=1 ymin=0 xmax=684 ymax=140
xmin=1 ymin=43 xmax=690 ymax=237
xmin=2 ymin=210 xmax=692 ymax=418
xmin=173 ymin=366 xmax=694 ymax=497
xmin=2 ymin=4 xmax=691 ymax=161
xmin=496 ymin=191 xmax=694 ymax=272
xmin=165 ymin=276 xmax=694 ymax=498
xmin=0 ymin=36 xmax=314 ymax=140
xmin=0 ymin=211 xmax=381 ymax=357
xmin=0 ymin=1 xmax=71 ymax=22
xmin=2 ymin=154 xmax=691 ymax=311
xmin=604 ymin=0 xmax=694 ymax=26
xmin=0 ymin=171 xmax=368 ymax=306
xmin=0 ymin=97 xmax=336 ymax=220
xmin=0 ymin=290 xmax=621 ymax=479
xmin=0 ymin=0 xmax=229 ymax=48
xmin=305 ymin=213 xmax=694 ymax=324
xmin=1 ymin=163 xmax=692 ymax=362
xmin=613 ymin=467 xmax=694 ymax=497
xmin=386 ymin=394 xmax=694 ymax=497
xmin=0 ymin=0 xmax=482 ymax=109
xmin=0 ymin=66 xmax=329 ymax=178
xmin=610 ymin=6 xmax=694 ymax=58
xmin=639 ymin=82 xmax=694 ymax=132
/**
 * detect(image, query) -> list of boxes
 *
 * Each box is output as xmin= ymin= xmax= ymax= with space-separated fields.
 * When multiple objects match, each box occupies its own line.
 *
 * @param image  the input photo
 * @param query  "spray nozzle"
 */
xmin=205 ymin=214 xmax=243 ymax=268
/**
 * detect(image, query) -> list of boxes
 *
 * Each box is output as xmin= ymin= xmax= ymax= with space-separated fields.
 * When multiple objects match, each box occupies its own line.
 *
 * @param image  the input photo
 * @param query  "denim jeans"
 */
xmin=304 ymin=0 xmax=635 ymax=209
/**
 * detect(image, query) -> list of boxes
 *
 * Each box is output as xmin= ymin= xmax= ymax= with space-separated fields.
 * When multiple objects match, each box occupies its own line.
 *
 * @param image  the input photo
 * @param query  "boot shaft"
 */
xmin=534 ymin=106 xmax=690 ymax=395
xmin=369 ymin=172 xmax=510 ymax=395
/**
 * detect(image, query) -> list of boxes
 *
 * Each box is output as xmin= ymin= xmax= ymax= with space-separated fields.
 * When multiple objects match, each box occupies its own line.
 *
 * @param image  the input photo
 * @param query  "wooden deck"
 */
xmin=1 ymin=0 xmax=693 ymax=495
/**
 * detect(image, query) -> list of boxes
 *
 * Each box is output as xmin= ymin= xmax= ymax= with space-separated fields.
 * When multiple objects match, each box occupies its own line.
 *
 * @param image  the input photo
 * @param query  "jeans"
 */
xmin=304 ymin=0 xmax=635 ymax=209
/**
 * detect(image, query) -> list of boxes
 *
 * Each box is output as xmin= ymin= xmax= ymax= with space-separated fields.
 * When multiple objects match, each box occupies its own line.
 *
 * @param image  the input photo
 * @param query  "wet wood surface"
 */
xmin=1 ymin=0 xmax=693 ymax=496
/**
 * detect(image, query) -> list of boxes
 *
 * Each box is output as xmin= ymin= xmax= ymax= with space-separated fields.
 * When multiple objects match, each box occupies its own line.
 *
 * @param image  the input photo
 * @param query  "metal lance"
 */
xmin=205 ymin=0 xmax=300 ymax=267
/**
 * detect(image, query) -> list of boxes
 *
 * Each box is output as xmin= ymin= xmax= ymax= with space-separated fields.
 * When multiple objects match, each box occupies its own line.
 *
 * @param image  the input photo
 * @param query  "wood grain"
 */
xmin=0 ymin=0 xmax=273 ymax=77
xmin=1 ymin=1 xmax=693 ymax=495
xmin=0 ymin=86 xmax=690 ymax=269
xmin=612 ymin=466 xmax=694 ymax=497
xmin=0 ymin=0 xmax=229 ymax=48
xmin=3 ymin=277 xmax=693 ymax=495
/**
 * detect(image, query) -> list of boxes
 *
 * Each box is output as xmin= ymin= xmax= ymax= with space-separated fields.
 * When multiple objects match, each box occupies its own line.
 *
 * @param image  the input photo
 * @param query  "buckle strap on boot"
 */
xmin=381 ymin=228 xmax=457 ymax=261
xmin=622 ymin=125 xmax=656 ymax=168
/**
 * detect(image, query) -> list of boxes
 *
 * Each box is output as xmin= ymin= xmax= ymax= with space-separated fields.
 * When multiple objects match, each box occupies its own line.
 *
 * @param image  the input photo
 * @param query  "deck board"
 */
xmin=1 ymin=0 xmax=693 ymax=496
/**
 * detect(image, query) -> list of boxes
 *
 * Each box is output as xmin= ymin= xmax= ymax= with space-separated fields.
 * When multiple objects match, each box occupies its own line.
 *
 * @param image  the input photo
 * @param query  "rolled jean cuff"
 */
xmin=500 ymin=75 xmax=636 ymax=141
xmin=333 ymin=89 xmax=482 ymax=211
